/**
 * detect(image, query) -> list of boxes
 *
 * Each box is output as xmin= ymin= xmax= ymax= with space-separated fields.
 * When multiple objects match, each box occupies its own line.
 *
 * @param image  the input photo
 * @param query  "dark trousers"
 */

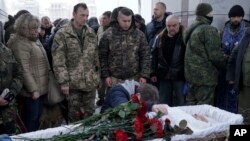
xmin=159 ymin=80 xmax=185 ymax=106
xmin=23 ymin=95 xmax=45 ymax=132
xmin=216 ymin=71 xmax=239 ymax=113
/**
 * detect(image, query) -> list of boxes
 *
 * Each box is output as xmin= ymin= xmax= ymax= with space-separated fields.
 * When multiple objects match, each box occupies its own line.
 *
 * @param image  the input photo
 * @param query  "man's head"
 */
xmin=153 ymin=2 xmax=166 ymax=20
xmin=100 ymin=11 xmax=112 ymax=27
xmin=166 ymin=15 xmax=180 ymax=37
xmin=228 ymin=5 xmax=244 ymax=26
xmin=15 ymin=13 xmax=40 ymax=41
xmin=41 ymin=16 xmax=52 ymax=29
xmin=195 ymin=3 xmax=213 ymax=23
xmin=73 ymin=3 xmax=89 ymax=28
xmin=117 ymin=7 xmax=133 ymax=30
xmin=136 ymin=83 xmax=159 ymax=104
xmin=14 ymin=10 xmax=30 ymax=20
xmin=134 ymin=14 xmax=145 ymax=29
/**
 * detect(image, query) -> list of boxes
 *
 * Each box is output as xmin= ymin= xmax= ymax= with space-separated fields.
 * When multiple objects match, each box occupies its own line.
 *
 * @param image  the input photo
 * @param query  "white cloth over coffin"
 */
xmin=11 ymin=104 xmax=243 ymax=141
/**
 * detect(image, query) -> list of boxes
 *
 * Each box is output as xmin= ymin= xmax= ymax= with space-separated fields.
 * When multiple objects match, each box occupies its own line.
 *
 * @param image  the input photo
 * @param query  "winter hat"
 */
xmin=134 ymin=14 xmax=145 ymax=24
xmin=195 ymin=3 xmax=213 ymax=16
xmin=228 ymin=5 xmax=244 ymax=18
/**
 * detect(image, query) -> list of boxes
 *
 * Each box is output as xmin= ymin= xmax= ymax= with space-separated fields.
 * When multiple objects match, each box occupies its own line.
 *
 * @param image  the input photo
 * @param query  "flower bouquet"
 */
xmin=44 ymin=94 xmax=193 ymax=141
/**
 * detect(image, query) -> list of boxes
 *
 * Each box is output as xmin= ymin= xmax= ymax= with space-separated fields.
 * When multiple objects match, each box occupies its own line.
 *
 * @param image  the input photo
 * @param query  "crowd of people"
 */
xmin=0 ymin=1 xmax=250 ymax=136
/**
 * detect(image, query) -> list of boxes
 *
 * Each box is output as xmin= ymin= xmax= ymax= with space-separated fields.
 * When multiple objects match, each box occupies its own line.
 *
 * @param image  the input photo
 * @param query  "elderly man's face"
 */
xmin=166 ymin=18 xmax=180 ymax=37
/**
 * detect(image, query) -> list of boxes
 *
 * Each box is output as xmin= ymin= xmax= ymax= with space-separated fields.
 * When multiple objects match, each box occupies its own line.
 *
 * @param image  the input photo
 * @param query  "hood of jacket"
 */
xmin=121 ymin=80 xmax=140 ymax=96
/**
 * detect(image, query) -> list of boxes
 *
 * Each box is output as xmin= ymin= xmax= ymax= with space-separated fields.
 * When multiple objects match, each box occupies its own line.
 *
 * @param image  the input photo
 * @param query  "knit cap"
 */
xmin=195 ymin=3 xmax=213 ymax=16
xmin=228 ymin=5 xmax=244 ymax=18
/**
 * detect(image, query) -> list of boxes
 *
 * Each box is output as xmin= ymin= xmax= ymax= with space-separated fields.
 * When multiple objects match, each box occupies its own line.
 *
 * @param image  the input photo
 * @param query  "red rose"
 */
xmin=137 ymin=101 xmax=148 ymax=122
xmin=165 ymin=118 xmax=171 ymax=125
xmin=131 ymin=93 xmax=140 ymax=103
xmin=133 ymin=117 xmax=144 ymax=140
xmin=115 ymin=129 xmax=128 ymax=141
xmin=147 ymin=118 xmax=164 ymax=138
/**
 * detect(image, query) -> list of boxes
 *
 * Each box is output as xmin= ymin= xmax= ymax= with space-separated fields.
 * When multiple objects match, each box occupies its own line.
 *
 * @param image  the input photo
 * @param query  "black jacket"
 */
xmin=151 ymin=26 xmax=186 ymax=80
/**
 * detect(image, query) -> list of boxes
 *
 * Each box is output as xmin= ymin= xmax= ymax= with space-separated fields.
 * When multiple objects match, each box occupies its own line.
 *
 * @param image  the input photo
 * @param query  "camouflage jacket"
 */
xmin=99 ymin=26 xmax=150 ymax=79
xmin=52 ymin=22 xmax=100 ymax=91
xmin=184 ymin=16 xmax=226 ymax=86
xmin=0 ymin=43 xmax=23 ymax=124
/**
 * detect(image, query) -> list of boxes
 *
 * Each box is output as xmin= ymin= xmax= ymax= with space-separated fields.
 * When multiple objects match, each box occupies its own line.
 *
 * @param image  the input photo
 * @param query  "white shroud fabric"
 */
xmin=11 ymin=104 xmax=243 ymax=141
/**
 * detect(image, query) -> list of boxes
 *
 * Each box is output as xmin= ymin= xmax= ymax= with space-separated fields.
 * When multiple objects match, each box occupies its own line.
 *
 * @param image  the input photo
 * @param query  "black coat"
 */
xmin=151 ymin=26 xmax=186 ymax=81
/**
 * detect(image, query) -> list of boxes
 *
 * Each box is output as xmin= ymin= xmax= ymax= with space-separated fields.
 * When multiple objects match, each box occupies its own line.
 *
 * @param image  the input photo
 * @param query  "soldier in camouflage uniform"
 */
xmin=99 ymin=7 xmax=150 ymax=88
xmin=0 ymin=42 xmax=23 ymax=134
xmin=184 ymin=3 xmax=226 ymax=105
xmin=52 ymin=3 xmax=100 ymax=123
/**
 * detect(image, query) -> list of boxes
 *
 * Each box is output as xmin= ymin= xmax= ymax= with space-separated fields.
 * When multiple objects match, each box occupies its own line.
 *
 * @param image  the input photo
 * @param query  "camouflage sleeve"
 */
xmin=203 ymin=27 xmax=226 ymax=70
xmin=139 ymin=34 xmax=151 ymax=78
xmin=52 ymin=31 xmax=70 ymax=85
xmin=9 ymin=54 xmax=23 ymax=96
xmin=13 ymin=44 xmax=38 ymax=93
xmin=99 ymin=33 xmax=110 ymax=78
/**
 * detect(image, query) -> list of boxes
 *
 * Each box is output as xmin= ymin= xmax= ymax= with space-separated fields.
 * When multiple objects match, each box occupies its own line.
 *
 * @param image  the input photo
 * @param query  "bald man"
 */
xmin=41 ymin=16 xmax=53 ymax=37
xmin=151 ymin=15 xmax=186 ymax=106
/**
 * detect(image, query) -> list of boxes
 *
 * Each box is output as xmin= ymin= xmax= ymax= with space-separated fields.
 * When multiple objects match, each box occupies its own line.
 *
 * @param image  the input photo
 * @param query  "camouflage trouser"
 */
xmin=186 ymin=84 xmax=216 ymax=105
xmin=0 ymin=106 xmax=16 ymax=135
xmin=0 ymin=106 xmax=16 ymax=125
xmin=67 ymin=89 xmax=96 ymax=123
xmin=239 ymin=86 xmax=250 ymax=124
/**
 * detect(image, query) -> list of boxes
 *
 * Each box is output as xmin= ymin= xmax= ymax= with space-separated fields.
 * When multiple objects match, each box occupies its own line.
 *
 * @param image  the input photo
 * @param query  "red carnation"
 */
xmin=115 ymin=129 xmax=128 ymax=141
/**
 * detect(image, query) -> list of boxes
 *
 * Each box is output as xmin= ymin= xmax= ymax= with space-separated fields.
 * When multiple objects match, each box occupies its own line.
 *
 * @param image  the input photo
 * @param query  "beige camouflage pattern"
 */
xmin=52 ymin=22 xmax=100 ymax=91
xmin=67 ymin=90 xmax=96 ymax=122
